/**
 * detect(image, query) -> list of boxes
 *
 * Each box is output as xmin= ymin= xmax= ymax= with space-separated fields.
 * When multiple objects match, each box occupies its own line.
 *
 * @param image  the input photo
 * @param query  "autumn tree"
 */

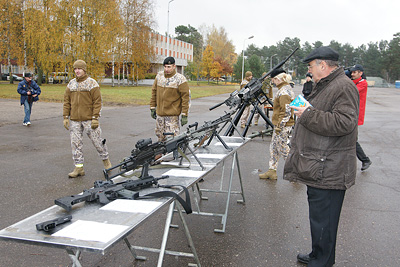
xmin=206 ymin=25 xmax=236 ymax=71
xmin=0 ymin=0 xmax=24 ymax=83
xmin=119 ymin=0 xmax=154 ymax=84
xmin=201 ymin=45 xmax=222 ymax=83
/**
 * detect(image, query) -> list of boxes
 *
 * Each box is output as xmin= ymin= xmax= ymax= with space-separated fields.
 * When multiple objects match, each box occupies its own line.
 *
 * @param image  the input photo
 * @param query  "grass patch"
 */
xmin=0 ymin=81 xmax=239 ymax=106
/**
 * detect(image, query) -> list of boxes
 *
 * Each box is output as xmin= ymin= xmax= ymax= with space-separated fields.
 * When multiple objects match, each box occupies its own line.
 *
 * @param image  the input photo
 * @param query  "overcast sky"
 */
xmin=153 ymin=0 xmax=399 ymax=54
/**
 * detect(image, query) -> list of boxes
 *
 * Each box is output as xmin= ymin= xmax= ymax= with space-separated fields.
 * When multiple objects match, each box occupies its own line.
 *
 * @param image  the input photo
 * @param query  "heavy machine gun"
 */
xmin=210 ymin=47 xmax=299 ymax=137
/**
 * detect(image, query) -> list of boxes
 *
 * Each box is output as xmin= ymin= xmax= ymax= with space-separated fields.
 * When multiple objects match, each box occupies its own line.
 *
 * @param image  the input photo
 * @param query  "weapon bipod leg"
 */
xmin=241 ymin=102 xmax=274 ymax=137
xmin=178 ymin=145 xmax=206 ymax=170
xmin=204 ymin=130 xmax=233 ymax=151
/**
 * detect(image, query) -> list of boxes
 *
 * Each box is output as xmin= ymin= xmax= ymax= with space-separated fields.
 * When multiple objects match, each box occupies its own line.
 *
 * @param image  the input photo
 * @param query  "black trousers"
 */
xmin=356 ymin=141 xmax=370 ymax=163
xmin=307 ymin=186 xmax=346 ymax=267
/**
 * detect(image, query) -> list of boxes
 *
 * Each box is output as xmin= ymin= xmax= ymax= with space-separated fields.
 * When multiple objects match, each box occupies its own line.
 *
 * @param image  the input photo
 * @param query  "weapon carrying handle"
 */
xmin=188 ymin=122 xmax=198 ymax=130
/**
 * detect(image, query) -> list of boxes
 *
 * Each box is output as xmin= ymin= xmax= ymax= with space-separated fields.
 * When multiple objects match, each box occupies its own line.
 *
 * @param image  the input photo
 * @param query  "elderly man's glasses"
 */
xmin=307 ymin=64 xmax=319 ymax=70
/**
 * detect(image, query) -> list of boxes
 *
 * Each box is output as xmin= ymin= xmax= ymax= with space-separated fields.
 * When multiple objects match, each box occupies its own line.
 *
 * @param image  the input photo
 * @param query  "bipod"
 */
xmin=241 ymin=99 xmax=274 ymax=137
xmin=224 ymin=99 xmax=274 ymax=137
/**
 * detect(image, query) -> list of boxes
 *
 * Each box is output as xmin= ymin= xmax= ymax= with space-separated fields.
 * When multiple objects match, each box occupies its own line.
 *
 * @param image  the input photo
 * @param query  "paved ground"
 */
xmin=0 ymin=85 xmax=399 ymax=266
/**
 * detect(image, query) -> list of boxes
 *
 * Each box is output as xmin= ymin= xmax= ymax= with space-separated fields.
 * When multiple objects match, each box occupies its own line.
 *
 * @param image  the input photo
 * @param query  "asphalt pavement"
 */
xmin=0 ymin=85 xmax=399 ymax=266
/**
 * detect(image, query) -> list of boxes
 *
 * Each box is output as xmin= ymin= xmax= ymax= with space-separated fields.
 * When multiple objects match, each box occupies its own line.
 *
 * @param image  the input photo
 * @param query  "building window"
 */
xmin=161 ymin=48 xmax=163 ymax=55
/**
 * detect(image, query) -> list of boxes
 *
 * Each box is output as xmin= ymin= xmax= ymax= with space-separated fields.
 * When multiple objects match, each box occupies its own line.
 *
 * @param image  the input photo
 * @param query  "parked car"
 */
xmin=11 ymin=74 xmax=23 ymax=81
xmin=1 ymin=73 xmax=9 ymax=80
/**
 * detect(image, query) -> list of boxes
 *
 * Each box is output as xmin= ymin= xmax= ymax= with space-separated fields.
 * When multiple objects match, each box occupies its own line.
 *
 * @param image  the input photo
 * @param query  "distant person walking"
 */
xmin=17 ymin=73 xmax=41 ymax=126
xmin=63 ymin=60 xmax=112 ymax=178
xmin=150 ymin=56 xmax=190 ymax=141
xmin=351 ymin=64 xmax=372 ymax=171
xmin=302 ymin=72 xmax=313 ymax=100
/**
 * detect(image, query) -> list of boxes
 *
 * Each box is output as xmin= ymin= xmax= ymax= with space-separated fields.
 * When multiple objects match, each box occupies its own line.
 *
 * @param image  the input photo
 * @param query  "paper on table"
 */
xmin=163 ymin=169 xmax=206 ymax=178
xmin=214 ymin=142 xmax=241 ymax=147
xmin=52 ymin=220 xmax=129 ymax=243
xmin=100 ymin=199 xmax=163 ymax=213
xmin=193 ymin=154 xmax=225 ymax=159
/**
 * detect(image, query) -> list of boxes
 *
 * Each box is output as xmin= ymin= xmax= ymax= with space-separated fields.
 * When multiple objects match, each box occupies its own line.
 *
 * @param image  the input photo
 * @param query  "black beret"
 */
xmin=306 ymin=72 xmax=312 ymax=78
xmin=270 ymin=68 xmax=286 ymax=78
xmin=302 ymin=46 xmax=339 ymax=63
xmin=24 ymin=73 xmax=32 ymax=77
xmin=163 ymin=56 xmax=175 ymax=65
xmin=350 ymin=64 xmax=364 ymax=72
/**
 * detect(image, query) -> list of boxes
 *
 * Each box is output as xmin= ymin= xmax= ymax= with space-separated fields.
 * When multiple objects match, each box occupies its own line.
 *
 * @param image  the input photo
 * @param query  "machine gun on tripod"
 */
xmin=210 ymin=47 xmax=299 ymax=137
xmin=103 ymin=111 xmax=237 ymax=181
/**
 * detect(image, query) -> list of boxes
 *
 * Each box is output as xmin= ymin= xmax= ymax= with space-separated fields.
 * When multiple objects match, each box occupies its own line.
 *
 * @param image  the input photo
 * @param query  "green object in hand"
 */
xmin=151 ymin=109 xmax=157 ymax=119
xmin=181 ymin=115 xmax=188 ymax=126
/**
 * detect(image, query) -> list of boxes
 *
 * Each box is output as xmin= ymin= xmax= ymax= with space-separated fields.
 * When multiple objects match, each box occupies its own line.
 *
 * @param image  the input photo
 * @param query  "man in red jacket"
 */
xmin=351 ymin=64 xmax=372 ymax=171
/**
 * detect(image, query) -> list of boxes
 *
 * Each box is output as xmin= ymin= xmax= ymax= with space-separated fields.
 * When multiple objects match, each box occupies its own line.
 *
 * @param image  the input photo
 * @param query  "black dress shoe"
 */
xmin=361 ymin=160 xmax=372 ymax=171
xmin=297 ymin=253 xmax=314 ymax=264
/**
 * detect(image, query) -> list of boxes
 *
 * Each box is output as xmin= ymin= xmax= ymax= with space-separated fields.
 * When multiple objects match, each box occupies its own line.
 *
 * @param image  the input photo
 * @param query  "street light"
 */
xmin=270 ymin=54 xmax=277 ymax=70
xmin=167 ymin=0 xmax=175 ymax=54
xmin=241 ymin=35 xmax=254 ymax=82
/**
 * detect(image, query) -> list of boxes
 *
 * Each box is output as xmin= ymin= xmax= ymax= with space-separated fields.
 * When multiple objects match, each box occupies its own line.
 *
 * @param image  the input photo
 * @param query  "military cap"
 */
xmin=270 ymin=68 xmax=286 ymax=78
xmin=73 ymin=60 xmax=87 ymax=72
xmin=24 ymin=73 xmax=32 ymax=77
xmin=245 ymin=71 xmax=252 ymax=78
xmin=302 ymin=46 xmax=339 ymax=63
xmin=350 ymin=64 xmax=364 ymax=72
xmin=163 ymin=56 xmax=175 ymax=65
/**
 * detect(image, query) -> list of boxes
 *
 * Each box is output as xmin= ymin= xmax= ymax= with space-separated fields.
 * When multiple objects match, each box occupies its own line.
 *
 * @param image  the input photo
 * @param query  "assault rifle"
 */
xmin=210 ymin=47 xmax=299 ymax=136
xmin=104 ymin=111 xmax=237 ymax=181
xmin=55 ymin=175 xmax=168 ymax=211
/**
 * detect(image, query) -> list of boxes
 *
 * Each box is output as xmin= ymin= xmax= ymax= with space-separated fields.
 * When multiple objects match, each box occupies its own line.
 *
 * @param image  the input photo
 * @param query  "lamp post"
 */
xmin=167 ymin=0 xmax=175 ymax=54
xmin=241 ymin=35 xmax=254 ymax=82
xmin=270 ymin=54 xmax=277 ymax=70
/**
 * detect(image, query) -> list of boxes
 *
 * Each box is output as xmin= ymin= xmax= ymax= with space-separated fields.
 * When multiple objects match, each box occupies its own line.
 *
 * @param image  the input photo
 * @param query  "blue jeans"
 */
xmin=23 ymin=99 xmax=33 ymax=123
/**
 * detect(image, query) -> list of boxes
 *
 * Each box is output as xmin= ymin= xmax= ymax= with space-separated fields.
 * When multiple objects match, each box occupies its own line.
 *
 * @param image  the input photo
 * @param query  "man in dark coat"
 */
xmin=302 ymin=72 xmax=313 ymax=99
xmin=17 ymin=73 xmax=41 ymax=126
xmin=284 ymin=46 xmax=359 ymax=267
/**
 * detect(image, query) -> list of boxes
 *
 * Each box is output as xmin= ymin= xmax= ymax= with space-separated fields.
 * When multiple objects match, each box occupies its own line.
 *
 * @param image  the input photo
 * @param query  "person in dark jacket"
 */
xmin=284 ymin=47 xmax=359 ymax=267
xmin=17 ymin=73 xmax=41 ymax=126
xmin=302 ymin=72 xmax=313 ymax=99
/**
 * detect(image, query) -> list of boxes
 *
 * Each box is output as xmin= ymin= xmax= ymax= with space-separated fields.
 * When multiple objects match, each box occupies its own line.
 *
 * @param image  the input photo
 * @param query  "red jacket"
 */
xmin=353 ymin=77 xmax=368 ymax=125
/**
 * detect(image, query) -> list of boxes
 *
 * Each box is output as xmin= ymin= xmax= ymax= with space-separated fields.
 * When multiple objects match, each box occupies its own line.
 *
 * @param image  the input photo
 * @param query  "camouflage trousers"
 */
xmin=69 ymin=120 xmax=109 ymax=165
xmin=253 ymin=104 xmax=267 ymax=124
xmin=240 ymin=104 xmax=265 ymax=126
xmin=155 ymin=115 xmax=180 ymax=141
xmin=269 ymin=126 xmax=292 ymax=170
xmin=240 ymin=105 xmax=251 ymax=126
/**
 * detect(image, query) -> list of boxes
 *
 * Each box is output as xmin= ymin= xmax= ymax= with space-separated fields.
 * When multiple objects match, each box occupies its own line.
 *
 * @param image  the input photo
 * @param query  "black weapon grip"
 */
xmin=188 ymin=122 xmax=198 ymax=130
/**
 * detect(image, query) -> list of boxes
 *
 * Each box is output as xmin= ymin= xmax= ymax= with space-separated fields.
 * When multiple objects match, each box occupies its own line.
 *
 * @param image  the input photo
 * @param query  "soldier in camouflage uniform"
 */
xmin=63 ymin=60 xmax=112 ymax=178
xmin=239 ymin=71 xmax=253 ymax=128
xmin=150 ymin=57 xmax=190 ymax=141
xmin=259 ymin=69 xmax=295 ymax=180
xmin=254 ymin=74 xmax=274 ymax=125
